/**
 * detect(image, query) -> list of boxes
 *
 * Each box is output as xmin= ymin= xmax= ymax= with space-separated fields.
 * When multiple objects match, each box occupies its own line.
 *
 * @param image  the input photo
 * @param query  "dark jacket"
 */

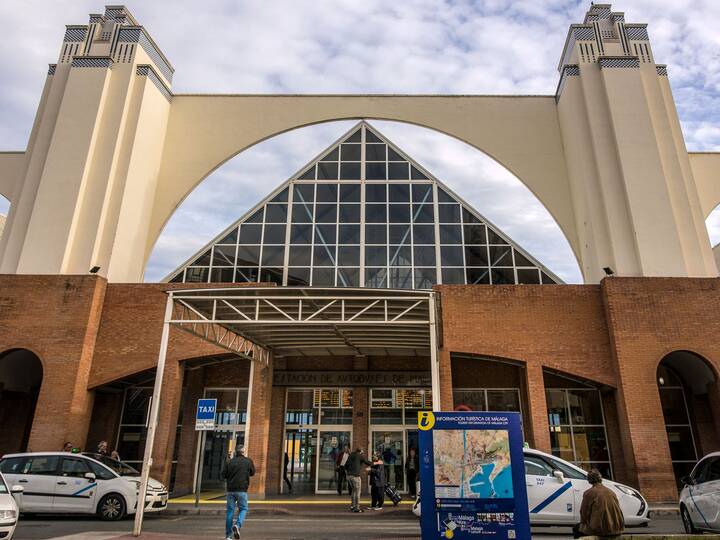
xmin=405 ymin=453 xmax=419 ymax=472
xmin=369 ymin=463 xmax=387 ymax=488
xmin=579 ymin=483 xmax=624 ymax=537
xmin=344 ymin=450 xmax=371 ymax=476
xmin=221 ymin=455 xmax=256 ymax=492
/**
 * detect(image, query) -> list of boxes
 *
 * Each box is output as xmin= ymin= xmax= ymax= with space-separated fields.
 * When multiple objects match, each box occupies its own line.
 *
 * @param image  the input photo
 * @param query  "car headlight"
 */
xmin=0 ymin=509 xmax=17 ymax=521
xmin=615 ymin=484 xmax=636 ymax=496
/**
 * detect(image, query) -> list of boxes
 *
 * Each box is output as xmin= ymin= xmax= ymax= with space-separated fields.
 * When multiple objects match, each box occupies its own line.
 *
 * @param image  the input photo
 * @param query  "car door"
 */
xmin=524 ymin=454 xmax=575 ymax=524
xmin=11 ymin=456 xmax=60 ymax=512
xmin=544 ymin=456 xmax=593 ymax=524
xmin=689 ymin=457 xmax=720 ymax=530
xmin=53 ymin=457 xmax=98 ymax=513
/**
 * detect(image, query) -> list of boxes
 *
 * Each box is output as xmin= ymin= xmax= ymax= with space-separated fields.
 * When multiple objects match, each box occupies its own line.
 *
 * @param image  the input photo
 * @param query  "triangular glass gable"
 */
xmin=166 ymin=122 xmax=561 ymax=287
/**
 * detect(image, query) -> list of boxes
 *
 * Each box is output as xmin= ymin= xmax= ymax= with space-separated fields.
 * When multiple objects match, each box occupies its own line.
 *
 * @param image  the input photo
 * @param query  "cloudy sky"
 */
xmin=1 ymin=0 xmax=719 ymax=283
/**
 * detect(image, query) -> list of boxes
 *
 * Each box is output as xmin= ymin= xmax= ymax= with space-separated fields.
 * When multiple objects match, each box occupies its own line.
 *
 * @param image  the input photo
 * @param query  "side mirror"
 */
xmin=553 ymin=470 xmax=564 ymax=481
xmin=681 ymin=475 xmax=695 ymax=486
xmin=84 ymin=472 xmax=97 ymax=481
xmin=10 ymin=485 xmax=24 ymax=494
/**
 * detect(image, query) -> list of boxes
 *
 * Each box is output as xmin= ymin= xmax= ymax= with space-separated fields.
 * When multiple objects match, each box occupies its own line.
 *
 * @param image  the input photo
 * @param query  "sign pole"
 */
xmin=193 ymin=397 xmax=217 ymax=508
xmin=194 ymin=430 xmax=206 ymax=508
xmin=133 ymin=292 xmax=174 ymax=537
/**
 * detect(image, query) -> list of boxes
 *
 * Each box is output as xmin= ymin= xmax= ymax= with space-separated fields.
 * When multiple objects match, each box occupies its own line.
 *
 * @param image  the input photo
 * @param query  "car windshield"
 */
xmin=85 ymin=454 xmax=140 ymax=477
xmin=0 ymin=474 xmax=7 ymax=494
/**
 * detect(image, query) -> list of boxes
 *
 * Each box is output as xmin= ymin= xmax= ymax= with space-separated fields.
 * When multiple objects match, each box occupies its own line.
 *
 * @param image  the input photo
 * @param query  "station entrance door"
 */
xmin=282 ymin=388 xmax=353 ymax=495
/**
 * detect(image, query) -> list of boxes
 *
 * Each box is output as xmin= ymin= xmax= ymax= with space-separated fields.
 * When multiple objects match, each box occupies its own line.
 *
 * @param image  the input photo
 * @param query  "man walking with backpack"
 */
xmin=222 ymin=447 xmax=255 ymax=540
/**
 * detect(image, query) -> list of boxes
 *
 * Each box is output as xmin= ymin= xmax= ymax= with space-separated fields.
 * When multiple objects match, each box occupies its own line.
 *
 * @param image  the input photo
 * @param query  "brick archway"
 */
xmin=0 ymin=348 xmax=43 ymax=454
xmin=657 ymin=350 xmax=720 ymax=486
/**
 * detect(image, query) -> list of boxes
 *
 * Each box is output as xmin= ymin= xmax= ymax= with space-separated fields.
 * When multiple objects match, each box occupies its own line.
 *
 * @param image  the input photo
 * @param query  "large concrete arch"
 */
xmin=0 ymin=4 xmax=719 ymax=284
xmin=148 ymin=98 xmax=577 ymax=264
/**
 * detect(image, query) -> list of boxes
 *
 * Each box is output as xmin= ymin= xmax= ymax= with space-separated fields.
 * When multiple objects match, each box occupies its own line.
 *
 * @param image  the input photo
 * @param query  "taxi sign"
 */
xmin=195 ymin=398 xmax=217 ymax=431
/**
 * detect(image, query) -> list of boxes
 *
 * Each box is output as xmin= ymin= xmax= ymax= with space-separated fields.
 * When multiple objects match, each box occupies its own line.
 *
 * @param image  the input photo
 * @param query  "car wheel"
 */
xmin=681 ymin=505 xmax=698 ymax=534
xmin=98 ymin=493 xmax=126 ymax=521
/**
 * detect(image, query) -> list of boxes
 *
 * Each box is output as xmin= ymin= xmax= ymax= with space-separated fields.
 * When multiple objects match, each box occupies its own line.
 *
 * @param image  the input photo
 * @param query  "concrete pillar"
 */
xmin=245 ymin=356 xmax=273 ymax=497
xmin=524 ymin=363 xmax=551 ymax=453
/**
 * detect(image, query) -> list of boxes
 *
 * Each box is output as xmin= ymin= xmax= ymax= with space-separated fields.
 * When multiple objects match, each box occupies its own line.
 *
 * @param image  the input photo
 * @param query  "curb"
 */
xmin=648 ymin=507 xmax=680 ymax=517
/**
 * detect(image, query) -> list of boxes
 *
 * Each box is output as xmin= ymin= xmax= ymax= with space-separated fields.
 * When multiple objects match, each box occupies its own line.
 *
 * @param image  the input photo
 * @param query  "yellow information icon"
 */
xmin=418 ymin=411 xmax=435 ymax=431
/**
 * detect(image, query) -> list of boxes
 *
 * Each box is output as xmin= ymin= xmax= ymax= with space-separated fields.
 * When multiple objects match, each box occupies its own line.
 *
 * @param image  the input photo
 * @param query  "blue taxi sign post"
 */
xmin=195 ymin=398 xmax=217 ymax=431
xmin=418 ymin=411 xmax=531 ymax=540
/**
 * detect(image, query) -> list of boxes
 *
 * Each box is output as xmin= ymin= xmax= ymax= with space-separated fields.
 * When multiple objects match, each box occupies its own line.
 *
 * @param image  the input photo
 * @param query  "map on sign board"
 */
xmin=433 ymin=429 xmax=513 ymax=499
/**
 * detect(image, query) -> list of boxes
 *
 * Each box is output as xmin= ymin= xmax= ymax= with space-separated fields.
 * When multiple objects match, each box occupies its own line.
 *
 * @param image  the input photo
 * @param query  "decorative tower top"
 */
xmin=53 ymin=5 xmax=174 ymax=87
xmin=558 ymin=3 xmax=655 ymax=72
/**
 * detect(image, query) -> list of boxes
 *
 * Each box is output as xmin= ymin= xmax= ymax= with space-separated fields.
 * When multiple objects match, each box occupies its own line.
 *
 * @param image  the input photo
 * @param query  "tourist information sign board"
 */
xmin=418 ymin=411 xmax=530 ymax=539
xmin=195 ymin=398 xmax=217 ymax=431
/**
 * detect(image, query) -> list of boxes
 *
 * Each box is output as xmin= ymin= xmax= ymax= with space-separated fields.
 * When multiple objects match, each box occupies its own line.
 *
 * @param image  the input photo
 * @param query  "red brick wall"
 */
xmin=601 ymin=277 xmax=720 ymax=502
xmin=0 ymin=275 xmax=107 ymax=452
xmin=4 ymin=276 xmax=719 ymax=503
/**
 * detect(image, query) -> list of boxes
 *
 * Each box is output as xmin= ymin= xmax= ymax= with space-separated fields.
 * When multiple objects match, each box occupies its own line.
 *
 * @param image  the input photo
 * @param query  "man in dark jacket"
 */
xmin=573 ymin=469 xmax=624 ymax=539
xmin=222 ymin=447 xmax=255 ymax=540
xmin=344 ymin=447 xmax=372 ymax=512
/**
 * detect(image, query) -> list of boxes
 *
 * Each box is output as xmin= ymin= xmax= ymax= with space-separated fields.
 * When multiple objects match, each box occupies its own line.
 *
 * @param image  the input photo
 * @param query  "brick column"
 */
xmin=264 ymin=386 xmax=286 ymax=495
xmin=352 ymin=387 xmax=369 ymax=495
xmin=28 ymin=277 xmax=107 ymax=452
xmin=173 ymin=366 xmax=205 ymax=495
xmin=601 ymin=390 xmax=628 ymax=484
xmin=703 ymin=380 xmax=720 ymax=455
xmin=150 ymin=359 xmax=185 ymax=485
xmin=525 ymin=362 xmax=551 ymax=452
xmin=438 ymin=349 xmax=453 ymax=410
xmin=245 ymin=356 xmax=273 ymax=497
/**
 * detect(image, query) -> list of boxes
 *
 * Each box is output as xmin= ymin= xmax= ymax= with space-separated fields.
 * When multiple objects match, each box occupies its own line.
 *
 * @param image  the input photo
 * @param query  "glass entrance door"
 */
xmin=371 ymin=430 xmax=405 ymax=491
xmin=284 ymin=428 xmax=316 ymax=495
xmin=316 ymin=430 xmax=351 ymax=494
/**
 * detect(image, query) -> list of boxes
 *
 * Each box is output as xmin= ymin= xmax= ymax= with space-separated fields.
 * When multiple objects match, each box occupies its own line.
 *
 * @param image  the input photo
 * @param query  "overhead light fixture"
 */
xmin=89 ymin=266 xmax=101 ymax=274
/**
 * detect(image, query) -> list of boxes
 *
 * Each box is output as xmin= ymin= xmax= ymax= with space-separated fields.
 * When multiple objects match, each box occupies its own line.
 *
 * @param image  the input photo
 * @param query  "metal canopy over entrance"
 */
xmin=171 ymin=287 xmax=435 ymax=358
xmin=134 ymin=286 xmax=439 ymax=535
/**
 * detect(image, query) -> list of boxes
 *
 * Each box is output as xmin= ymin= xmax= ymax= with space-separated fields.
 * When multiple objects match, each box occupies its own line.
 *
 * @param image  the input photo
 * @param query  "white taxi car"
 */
xmin=0 ymin=452 xmax=168 ymax=521
xmin=413 ymin=448 xmax=649 ymax=527
xmin=680 ymin=451 xmax=720 ymax=533
xmin=0 ymin=471 xmax=21 ymax=539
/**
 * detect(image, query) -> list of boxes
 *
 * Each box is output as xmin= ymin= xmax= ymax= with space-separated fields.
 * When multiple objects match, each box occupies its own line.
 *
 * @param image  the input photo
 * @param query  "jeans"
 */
xmin=348 ymin=475 xmax=361 ymax=509
xmin=226 ymin=491 xmax=248 ymax=537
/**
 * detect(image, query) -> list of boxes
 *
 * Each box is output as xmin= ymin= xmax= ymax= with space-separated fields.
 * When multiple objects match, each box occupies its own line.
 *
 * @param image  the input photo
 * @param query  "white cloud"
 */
xmin=0 ymin=0 xmax=718 ymax=282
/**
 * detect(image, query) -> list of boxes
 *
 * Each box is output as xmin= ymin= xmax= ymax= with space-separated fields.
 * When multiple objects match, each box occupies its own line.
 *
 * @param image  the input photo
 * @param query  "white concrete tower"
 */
xmin=0 ymin=6 xmax=173 ymax=280
xmin=556 ymin=4 xmax=717 ymax=282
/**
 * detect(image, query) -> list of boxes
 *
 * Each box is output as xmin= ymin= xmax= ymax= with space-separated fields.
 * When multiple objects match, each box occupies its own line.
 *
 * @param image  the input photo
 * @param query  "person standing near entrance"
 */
xmin=369 ymin=453 xmax=387 ymax=510
xmin=222 ymin=447 xmax=255 ymax=540
xmin=336 ymin=445 xmax=350 ymax=495
xmin=405 ymin=447 xmax=419 ymax=497
xmin=283 ymin=452 xmax=292 ymax=494
xmin=345 ymin=447 xmax=371 ymax=513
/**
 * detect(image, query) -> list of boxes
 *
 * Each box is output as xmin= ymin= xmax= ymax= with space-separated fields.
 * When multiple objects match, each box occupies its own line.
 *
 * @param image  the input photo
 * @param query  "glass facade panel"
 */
xmin=546 ymin=386 xmax=613 ymax=478
xmin=169 ymin=123 xmax=560 ymax=288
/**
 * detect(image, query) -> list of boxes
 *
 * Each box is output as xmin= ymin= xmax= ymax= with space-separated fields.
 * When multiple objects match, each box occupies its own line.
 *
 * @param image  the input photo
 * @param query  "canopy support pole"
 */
xmin=429 ymin=293 xmax=441 ymax=411
xmin=133 ymin=292 xmax=173 ymax=537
